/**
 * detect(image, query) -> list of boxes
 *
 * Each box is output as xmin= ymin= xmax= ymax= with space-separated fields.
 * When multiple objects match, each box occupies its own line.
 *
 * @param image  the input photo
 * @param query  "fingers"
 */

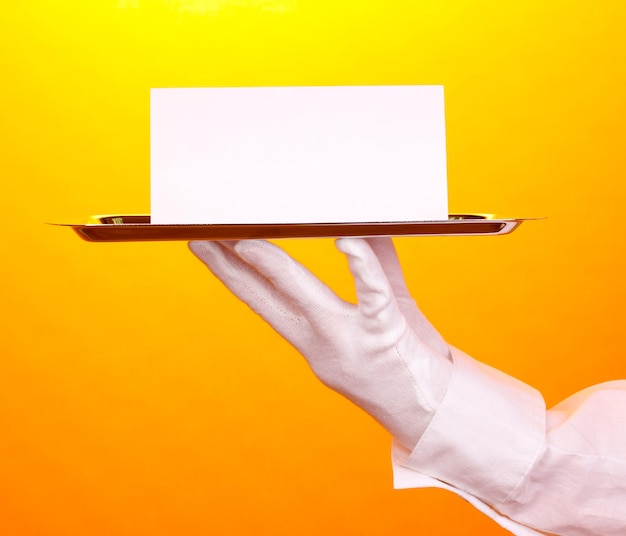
xmin=189 ymin=240 xmax=269 ymax=302
xmin=233 ymin=240 xmax=347 ymax=319
xmin=188 ymin=240 xmax=301 ymax=328
xmin=190 ymin=240 xmax=349 ymax=336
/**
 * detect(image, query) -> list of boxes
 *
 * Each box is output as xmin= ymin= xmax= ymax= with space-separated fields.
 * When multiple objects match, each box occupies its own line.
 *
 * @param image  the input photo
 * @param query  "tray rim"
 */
xmin=49 ymin=213 xmax=536 ymax=242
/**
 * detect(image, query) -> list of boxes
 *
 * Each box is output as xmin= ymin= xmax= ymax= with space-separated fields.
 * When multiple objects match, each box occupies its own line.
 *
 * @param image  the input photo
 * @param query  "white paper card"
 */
xmin=150 ymin=86 xmax=448 ymax=224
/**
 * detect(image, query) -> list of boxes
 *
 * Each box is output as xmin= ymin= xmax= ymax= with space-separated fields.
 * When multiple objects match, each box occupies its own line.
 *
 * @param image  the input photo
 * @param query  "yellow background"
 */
xmin=1 ymin=1 xmax=625 ymax=534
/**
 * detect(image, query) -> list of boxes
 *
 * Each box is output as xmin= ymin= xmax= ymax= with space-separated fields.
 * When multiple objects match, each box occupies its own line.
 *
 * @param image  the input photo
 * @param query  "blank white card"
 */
xmin=150 ymin=86 xmax=448 ymax=224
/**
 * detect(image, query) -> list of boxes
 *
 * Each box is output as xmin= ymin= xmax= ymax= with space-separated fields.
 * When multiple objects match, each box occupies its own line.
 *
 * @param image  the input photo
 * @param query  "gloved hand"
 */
xmin=189 ymin=237 xmax=453 ymax=451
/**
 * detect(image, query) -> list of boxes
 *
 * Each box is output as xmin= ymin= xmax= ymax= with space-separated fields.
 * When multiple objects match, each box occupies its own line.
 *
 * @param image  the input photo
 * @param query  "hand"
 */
xmin=189 ymin=237 xmax=453 ymax=451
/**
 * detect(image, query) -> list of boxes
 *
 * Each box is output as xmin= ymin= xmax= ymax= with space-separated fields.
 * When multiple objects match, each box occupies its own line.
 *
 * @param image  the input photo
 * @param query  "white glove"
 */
xmin=189 ymin=237 xmax=453 ymax=451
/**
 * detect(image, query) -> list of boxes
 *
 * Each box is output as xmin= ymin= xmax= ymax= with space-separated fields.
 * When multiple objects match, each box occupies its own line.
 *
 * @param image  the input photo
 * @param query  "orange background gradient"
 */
xmin=1 ymin=1 xmax=625 ymax=534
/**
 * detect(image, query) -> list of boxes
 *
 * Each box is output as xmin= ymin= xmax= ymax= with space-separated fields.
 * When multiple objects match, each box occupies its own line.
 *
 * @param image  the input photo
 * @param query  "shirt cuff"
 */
xmin=393 ymin=346 xmax=546 ymax=506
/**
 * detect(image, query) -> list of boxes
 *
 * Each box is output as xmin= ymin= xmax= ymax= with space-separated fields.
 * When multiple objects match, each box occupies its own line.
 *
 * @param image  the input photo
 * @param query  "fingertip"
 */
xmin=233 ymin=239 xmax=267 ymax=259
xmin=188 ymin=240 xmax=224 ymax=263
xmin=188 ymin=240 xmax=209 ymax=254
xmin=335 ymin=237 xmax=368 ymax=256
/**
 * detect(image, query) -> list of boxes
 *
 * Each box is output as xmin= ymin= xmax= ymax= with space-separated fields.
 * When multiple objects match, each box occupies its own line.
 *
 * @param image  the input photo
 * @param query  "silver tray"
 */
xmin=49 ymin=214 xmax=530 ymax=242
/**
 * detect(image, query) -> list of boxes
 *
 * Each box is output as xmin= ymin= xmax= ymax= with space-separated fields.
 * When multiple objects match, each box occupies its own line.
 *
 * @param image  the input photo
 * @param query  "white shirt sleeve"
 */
xmin=392 ymin=346 xmax=626 ymax=536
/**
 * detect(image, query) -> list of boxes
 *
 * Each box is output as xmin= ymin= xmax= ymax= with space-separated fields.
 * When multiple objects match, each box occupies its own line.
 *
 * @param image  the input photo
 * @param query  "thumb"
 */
xmin=335 ymin=237 xmax=402 ymax=322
